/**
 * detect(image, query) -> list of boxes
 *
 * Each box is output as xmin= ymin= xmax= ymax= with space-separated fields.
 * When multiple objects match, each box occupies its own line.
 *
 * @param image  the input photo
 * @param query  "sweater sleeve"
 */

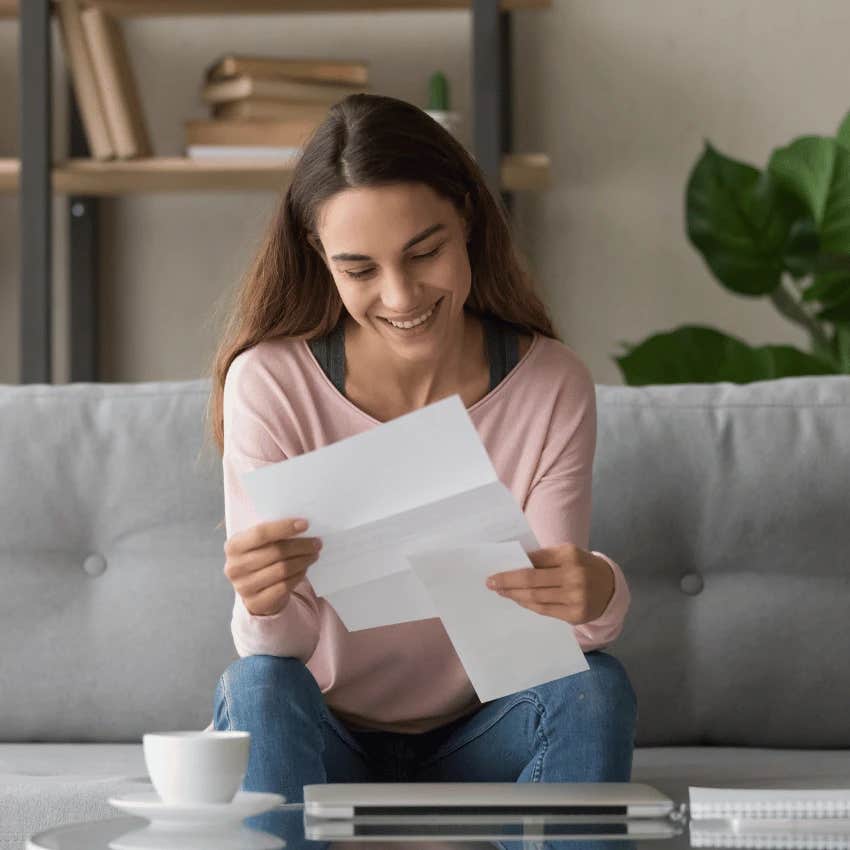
xmin=222 ymin=353 xmax=321 ymax=662
xmin=521 ymin=354 xmax=630 ymax=651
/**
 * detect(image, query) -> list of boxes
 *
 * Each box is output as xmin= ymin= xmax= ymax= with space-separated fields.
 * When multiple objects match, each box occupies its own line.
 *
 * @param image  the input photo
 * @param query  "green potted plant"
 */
xmin=615 ymin=110 xmax=850 ymax=384
xmin=424 ymin=71 xmax=461 ymax=140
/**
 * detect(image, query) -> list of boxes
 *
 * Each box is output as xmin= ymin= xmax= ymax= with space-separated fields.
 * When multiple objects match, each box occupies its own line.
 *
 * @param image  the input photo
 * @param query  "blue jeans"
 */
xmin=213 ymin=650 xmax=637 ymax=815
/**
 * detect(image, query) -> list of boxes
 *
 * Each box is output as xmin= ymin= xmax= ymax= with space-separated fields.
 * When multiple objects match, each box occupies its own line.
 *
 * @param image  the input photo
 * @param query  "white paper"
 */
xmin=326 ymin=571 xmax=438 ymax=631
xmin=242 ymin=395 xmax=497 ymax=537
xmin=242 ymin=395 xmax=539 ymax=617
xmin=408 ymin=542 xmax=589 ymax=702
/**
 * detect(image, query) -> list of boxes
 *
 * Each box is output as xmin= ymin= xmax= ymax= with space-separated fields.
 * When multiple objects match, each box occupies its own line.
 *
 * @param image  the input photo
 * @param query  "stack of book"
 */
xmin=56 ymin=0 xmax=152 ymax=160
xmin=185 ymin=55 xmax=370 ymax=161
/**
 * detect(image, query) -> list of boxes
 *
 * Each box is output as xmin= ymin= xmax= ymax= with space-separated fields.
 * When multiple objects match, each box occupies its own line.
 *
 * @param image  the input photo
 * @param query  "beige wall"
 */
xmin=2 ymin=1 xmax=844 ymax=386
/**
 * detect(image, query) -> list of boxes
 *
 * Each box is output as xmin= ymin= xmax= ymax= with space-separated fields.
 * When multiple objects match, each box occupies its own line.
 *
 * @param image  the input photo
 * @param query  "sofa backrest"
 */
xmin=595 ymin=375 xmax=850 ymax=748
xmin=1 ymin=376 xmax=848 ymax=745
xmin=0 ymin=381 xmax=234 ymax=743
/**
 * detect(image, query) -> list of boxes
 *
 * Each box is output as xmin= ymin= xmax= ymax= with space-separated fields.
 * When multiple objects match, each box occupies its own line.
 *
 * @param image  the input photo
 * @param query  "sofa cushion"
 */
xmin=593 ymin=376 xmax=850 ymax=748
xmin=0 ymin=744 xmax=149 ymax=850
xmin=0 ymin=381 xmax=237 ymax=742
xmin=631 ymin=746 xmax=850 ymax=802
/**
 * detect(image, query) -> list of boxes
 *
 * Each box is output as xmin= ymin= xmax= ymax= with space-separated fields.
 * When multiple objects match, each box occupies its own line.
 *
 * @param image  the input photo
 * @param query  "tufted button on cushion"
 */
xmin=82 ymin=553 xmax=107 ymax=577
xmin=680 ymin=572 xmax=704 ymax=595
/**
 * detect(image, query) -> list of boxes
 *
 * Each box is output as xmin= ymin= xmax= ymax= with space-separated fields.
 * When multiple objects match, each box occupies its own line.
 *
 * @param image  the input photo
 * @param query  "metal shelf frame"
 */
xmin=18 ymin=0 xmax=515 ymax=382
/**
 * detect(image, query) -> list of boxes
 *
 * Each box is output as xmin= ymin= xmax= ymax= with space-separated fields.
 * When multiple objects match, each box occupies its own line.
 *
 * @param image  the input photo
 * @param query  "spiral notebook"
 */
xmin=689 ymin=788 xmax=850 ymax=820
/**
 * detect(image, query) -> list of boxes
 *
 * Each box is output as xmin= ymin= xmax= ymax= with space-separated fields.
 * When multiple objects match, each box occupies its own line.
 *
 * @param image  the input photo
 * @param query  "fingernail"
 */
xmin=314 ymin=538 xmax=323 ymax=550
xmin=293 ymin=519 xmax=308 ymax=532
xmin=486 ymin=577 xmax=496 ymax=589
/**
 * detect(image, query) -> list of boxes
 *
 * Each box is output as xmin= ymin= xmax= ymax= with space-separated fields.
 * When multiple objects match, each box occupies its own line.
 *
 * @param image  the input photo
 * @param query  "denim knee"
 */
xmin=532 ymin=651 xmax=637 ymax=727
xmin=214 ymin=654 xmax=323 ymax=730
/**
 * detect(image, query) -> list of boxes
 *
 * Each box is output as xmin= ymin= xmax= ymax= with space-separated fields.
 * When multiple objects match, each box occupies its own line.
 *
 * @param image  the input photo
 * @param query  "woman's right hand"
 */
xmin=223 ymin=517 xmax=322 ymax=616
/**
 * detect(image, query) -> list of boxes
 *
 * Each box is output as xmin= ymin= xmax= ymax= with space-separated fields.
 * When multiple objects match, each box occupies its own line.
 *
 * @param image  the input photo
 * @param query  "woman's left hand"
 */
xmin=486 ymin=544 xmax=615 ymax=625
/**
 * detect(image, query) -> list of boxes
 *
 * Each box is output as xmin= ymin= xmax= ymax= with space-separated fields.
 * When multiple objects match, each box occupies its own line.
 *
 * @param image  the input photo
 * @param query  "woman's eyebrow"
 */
xmin=330 ymin=223 xmax=446 ymax=261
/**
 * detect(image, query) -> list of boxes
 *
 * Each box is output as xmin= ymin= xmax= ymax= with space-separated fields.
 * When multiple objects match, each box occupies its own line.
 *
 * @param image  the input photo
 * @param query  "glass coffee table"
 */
xmin=30 ymin=799 xmax=850 ymax=850
xmin=25 ymin=802 xmax=693 ymax=850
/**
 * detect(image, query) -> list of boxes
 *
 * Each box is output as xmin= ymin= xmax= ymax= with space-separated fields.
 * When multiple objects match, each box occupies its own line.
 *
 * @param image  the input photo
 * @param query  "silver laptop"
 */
xmin=303 ymin=782 xmax=675 ymax=819
xmin=304 ymin=815 xmax=683 ymax=841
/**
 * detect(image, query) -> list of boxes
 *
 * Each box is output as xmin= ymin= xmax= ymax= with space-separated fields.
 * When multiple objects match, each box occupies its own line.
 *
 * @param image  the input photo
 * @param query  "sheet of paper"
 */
xmin=241 ymin=395 xmax=496 ymax=537
xmin=408 ymin=542 xmax=589 ymax=702
xmin=242 ymin=395 xmax=540 ymax=609
xmin=326 ymin=571 xmax=438 ymax=631
xmin=308 ymin=481 xmax=538 ymax=598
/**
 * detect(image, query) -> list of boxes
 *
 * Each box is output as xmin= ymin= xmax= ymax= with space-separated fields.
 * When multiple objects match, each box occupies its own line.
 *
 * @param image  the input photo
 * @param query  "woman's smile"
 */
xmin=377 ymin=296 xmax=444 ymax=335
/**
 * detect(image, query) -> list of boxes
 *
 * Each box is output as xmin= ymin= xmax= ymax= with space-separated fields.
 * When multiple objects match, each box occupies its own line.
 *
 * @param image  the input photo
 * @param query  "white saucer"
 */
xmin=109 ymin=823 xmax=284 ymax=850
xmin=107 ymin=791 xmax=286 ymax=827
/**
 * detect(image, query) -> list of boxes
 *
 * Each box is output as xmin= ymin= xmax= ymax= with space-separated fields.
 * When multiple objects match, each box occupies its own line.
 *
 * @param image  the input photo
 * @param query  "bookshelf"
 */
xmin=3 ymin=1 xmax=551 ymax=14
xmin=1 ymin=154 xmax=550 ymax=194
xmin=14 ymin=0 xmax=553 ymax=383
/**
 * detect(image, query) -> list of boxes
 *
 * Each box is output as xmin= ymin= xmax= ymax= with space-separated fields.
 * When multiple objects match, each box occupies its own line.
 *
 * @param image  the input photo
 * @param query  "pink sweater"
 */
xmin=220 ymin=331 xmax=631 ymax=734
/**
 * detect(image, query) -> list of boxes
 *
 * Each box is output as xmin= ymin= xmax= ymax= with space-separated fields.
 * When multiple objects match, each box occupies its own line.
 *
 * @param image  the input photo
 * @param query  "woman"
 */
xmin=207 ymin=93 xmax=636 ymax=804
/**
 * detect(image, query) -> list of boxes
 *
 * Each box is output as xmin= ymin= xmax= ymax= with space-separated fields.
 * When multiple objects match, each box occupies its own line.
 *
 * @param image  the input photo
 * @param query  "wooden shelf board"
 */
xmin=58 ymin=156 xmax=299 ymax=193
xmin=0 ymin=158 xmax=18 ymax=191
xmin=0 ymin=153 xmax=549 ymax=194
xmin=0 ymin=0 xmax=550 ymax=17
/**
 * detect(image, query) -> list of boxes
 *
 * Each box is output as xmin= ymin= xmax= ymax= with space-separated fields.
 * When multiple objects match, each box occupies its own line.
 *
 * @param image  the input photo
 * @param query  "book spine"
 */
xmin=208 ymin=56 xmax=369 ymax=86
xmin=202 ymin=75 xmax=366 ymax=106
xmin=81 ymin=7 xmax=152 ymax=159
xmin=211 ymin=100 xmax=330 ymax=122
xmin=56 ymin=0 xmax=115 ymax=160
xmin=185 ymin=118 xmax=320 ymax=147
xmin=186 ymin=145 xmax=301 ymax=160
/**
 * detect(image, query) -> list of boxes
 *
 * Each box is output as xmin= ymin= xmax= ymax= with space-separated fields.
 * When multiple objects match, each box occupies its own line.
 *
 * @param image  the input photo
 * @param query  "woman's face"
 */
xmin=310 ymin=182 xmax=472 ymax=360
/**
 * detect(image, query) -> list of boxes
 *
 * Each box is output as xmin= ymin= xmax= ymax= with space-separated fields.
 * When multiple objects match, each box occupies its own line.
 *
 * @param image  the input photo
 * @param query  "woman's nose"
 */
xmin=379 ymin=270 xmax=422 ymax=313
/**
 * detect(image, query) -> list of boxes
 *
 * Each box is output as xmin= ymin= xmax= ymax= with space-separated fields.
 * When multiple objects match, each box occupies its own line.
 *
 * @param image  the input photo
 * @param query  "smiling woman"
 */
xmin=204 ymin=93 xmax=636 ymax=813
xmin=207 ymin=92 xmax=557 ymax=429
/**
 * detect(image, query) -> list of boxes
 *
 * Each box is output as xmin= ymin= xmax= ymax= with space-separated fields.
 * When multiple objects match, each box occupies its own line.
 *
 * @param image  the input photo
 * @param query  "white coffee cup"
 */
xmin=142 ymin=731 xmax=251 ymax=805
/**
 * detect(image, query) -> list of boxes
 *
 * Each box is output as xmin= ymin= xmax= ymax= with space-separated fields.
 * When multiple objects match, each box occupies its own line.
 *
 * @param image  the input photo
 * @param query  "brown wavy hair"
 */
xmin=206 ymin=92 xmax=558 ymax=456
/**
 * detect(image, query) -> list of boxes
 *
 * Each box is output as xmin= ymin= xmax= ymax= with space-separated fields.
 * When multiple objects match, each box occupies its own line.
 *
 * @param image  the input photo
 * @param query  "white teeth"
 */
xmin=385 ymin=302 xmax=436 ymax=329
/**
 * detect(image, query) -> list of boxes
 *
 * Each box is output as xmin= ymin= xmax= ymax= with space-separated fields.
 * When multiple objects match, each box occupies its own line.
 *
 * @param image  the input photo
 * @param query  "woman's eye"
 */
xmin=413 ymin=245 xmax=442 ymax=261
xmin=343 ymin=245 xmax=442 ymax=280
xmin=345 ymin=268 xmax=374 ymax=280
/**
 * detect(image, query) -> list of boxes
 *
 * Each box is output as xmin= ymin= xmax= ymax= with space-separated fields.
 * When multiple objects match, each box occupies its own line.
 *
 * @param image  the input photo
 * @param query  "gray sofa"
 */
xmin=2 ymin=375 xmax=849 ymax=850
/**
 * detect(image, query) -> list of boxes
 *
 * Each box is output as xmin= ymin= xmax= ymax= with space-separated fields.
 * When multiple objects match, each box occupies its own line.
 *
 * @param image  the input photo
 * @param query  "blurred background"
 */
xmin=2 ymin=0 xmax=848 ymax=386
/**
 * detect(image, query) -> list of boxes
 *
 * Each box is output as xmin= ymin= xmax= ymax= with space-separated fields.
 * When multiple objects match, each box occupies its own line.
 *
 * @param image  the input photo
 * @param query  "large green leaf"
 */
xmin=782 ymin=217 xmax=820 ymax=280
xmin=768 ymin=136 xmax=850 ymax=253
xmin=615 ymin=325 xmax=836 ymax=385
xmin=781 ymin=219 xmax=850 ymax=281
xmin=686 ymin=143 xmax=797 ymax=295
xmin=802 ymin=269 xmax=850 ymax=304
xmin=835 ymin=109 xmax=850 ymax=150
xmin=817 ymin=290 xmax=850 ymax=322
xmin=836 ymin=323 xmax=850 ymax=372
